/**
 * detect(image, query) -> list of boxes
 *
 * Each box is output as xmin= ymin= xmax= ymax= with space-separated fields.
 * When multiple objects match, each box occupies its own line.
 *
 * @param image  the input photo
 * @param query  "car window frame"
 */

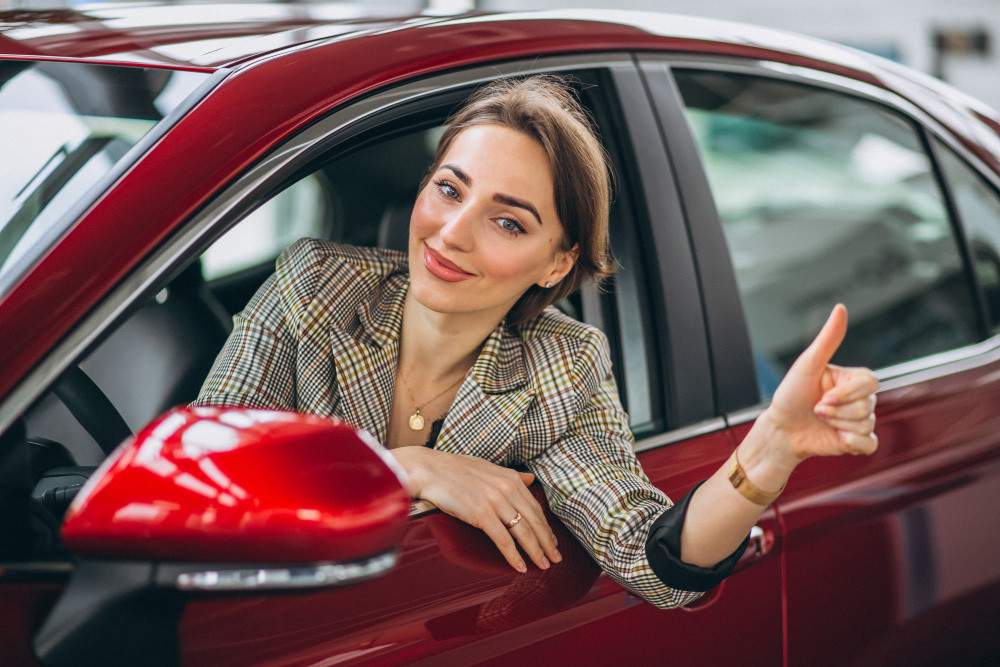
xmin=638 ymin=53 xmax=1000 ymax=419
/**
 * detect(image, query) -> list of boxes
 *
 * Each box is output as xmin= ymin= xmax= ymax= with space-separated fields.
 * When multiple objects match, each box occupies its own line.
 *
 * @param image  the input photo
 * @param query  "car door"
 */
xmin=647 ymin=56 xmax=1000 ymax=664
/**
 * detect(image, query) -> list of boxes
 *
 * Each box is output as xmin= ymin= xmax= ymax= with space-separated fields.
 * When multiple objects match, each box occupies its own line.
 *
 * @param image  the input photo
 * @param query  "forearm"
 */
xmin=678 ymin=409 xmax=797 ymax=568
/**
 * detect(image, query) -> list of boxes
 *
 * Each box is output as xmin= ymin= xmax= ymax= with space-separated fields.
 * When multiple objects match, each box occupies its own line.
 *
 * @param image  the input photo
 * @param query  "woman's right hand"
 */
xmin=390 ymin=446 xmax=562 ymax=573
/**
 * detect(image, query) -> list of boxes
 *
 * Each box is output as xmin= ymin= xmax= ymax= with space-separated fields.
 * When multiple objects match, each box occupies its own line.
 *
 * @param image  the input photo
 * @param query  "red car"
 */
xmin=2 ymin=4 xmax=999 ymax=665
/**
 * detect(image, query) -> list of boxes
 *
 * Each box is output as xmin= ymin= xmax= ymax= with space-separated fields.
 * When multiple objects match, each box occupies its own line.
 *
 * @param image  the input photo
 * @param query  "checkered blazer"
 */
xmin=196 ymin=239 xmax=701 ymax=609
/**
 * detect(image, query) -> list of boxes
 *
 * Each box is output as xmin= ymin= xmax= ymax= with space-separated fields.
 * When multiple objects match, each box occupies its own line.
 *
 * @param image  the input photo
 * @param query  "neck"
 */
xmin=398 ymin=290 xmax=500 ymax=382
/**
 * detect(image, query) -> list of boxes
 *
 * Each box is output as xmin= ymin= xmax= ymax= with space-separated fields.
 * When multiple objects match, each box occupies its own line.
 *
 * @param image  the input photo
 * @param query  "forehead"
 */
xmin=441 ymin=124 xmax=554 ymax=187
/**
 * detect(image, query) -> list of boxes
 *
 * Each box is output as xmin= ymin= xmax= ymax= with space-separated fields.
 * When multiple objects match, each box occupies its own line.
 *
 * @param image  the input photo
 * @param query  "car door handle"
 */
xmin=747 ymin=525 xmax=769 ymax=557
xmin=734 ymin=525 xmax=773 ymax=573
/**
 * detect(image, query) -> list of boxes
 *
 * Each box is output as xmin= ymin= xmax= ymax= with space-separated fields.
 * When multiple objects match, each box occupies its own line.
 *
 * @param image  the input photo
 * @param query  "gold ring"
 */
xmin=504 ymin=512 xmax=522 ymax=529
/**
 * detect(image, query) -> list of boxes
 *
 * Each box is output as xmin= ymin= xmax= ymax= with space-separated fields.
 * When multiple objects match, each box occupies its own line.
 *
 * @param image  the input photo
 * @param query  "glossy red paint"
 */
xmin=725 ymin=352 xmax=1000 ymax=664
xmin=3 ymin=7 xmax=1000 ymax=663
xmin=0 ymin=583 xmax=62 ymax=667
xmin=0 ymin=4 xmax=425 ymax=66
xmin=177 ymin=429 xmax=783 ymax=665
xmin=61 ymin=407 xmax=410 ymax=563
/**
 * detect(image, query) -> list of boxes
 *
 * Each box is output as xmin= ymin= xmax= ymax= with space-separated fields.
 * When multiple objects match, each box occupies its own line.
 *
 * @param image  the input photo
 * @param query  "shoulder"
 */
xmin=516 ymin=306 xmax=612 ymax=385
xmin=277 ymin=239 xmax=406 ymax=284
xmin=274 ymin=239 xmax=406 ymax=306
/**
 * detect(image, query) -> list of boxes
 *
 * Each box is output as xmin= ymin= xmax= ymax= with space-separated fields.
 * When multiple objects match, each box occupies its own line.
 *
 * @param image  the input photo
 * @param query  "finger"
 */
xmin=491 ymin=471 xmax=557 ymax=567
xmin=815 ymin=395 xmax=875 ymax=421
xmin=839 ymin=430 xmax=879 ymax=456
xmin=820 ymin=414 xmax=876 ymax=437
xmin=794 ymin=304 xmax=848 ymax=375
xmin=509 ymin=481 xmax=560 ymax=559
xmin=481 ymin=518 xmax=528 ymax=573
xmin=819 ymin=368 xmax=879 ymax=405
xmin=507 ymin=517 xmax=552 ymax=570
xmin=518 ymin=471 xmax=535 ymax=487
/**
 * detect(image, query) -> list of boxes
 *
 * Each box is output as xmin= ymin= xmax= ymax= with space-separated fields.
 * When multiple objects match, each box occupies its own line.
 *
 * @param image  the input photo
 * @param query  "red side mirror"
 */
xmin=62 ymin=406 xmax=410 ymax=564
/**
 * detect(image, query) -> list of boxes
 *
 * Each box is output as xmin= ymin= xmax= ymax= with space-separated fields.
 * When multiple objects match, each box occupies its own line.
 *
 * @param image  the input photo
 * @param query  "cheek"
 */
xmin=481 ymin=246 xmax=551 ymax=284
xmin=408 ymin=191 xmax=435 ymax=237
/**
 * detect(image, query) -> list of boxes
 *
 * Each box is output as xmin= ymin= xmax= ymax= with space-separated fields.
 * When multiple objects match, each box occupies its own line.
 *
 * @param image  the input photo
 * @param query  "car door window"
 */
xmin=608 ymin=210 xmax=660 ymax=435
xmin=201 ymin=172 xmax=337 ymax=281
xmin=934 ymin=139 xmax=1000 ymax=334
xmin=201 ymin=73 xmax=666 ymax=436
xmin=674 ymin=70 xmax=981 ymax=397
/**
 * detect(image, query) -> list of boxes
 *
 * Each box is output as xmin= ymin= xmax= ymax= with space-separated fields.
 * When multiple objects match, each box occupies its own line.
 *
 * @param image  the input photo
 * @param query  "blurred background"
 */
xmin=2 ymin=0 xmax=998 ymax=110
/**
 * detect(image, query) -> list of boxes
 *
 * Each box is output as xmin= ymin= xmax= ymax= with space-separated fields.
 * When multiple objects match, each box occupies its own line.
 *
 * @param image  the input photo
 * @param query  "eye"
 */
xmin=495 ymin=217 xmax=525 ymax=236
xmin=435 ymin=180 xmax=459 ymax=200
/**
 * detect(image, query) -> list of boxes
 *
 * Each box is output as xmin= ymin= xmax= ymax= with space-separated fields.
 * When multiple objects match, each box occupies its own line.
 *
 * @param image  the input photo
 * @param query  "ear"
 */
xmin=538 ymin=244 xmax=579 ymax=288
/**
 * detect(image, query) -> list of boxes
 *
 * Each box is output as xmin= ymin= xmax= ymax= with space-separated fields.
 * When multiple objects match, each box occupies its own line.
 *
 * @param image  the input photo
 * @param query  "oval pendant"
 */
xmin=408 ymin=413 xmax=425 ymax=431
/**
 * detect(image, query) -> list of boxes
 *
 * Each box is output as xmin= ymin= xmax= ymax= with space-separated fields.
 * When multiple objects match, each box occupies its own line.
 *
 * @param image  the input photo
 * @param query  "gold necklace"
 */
xmin=398 ymin=372 xmax=466 ymax=431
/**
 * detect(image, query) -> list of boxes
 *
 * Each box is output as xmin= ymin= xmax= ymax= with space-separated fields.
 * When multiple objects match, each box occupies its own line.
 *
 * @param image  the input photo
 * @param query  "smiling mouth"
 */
xmin=423 ymin=244 xmax=474 ymax=282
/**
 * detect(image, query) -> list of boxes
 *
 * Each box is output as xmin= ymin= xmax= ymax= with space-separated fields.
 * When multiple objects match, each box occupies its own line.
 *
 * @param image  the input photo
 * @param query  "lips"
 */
xmin=423 ymin=244 xmax=475 ymax=283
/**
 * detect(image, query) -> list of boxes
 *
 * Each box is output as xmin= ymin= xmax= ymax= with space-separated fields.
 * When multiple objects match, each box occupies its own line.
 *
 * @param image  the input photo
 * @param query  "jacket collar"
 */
xmin=355 ymin=271 xmax=407 ymax=350
xmin=469 ymin=321 xmax=527 ymax=394
xmin=355 ymin=274 xmax=528 ymax=395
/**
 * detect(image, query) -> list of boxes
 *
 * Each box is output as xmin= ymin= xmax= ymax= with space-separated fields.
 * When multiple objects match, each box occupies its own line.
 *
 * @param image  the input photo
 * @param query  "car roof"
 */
xmin=5 ymin=2 xmax=997 ymax=136
xmin=0 ymin=2 xmax=891 ymax=73
xmin=5 ymin=1 xmax=997 ymax=135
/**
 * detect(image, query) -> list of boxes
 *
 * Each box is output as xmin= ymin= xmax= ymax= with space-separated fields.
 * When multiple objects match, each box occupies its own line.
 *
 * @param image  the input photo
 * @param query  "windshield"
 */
xmin=0 ymin=61 xmax=209 ymax=292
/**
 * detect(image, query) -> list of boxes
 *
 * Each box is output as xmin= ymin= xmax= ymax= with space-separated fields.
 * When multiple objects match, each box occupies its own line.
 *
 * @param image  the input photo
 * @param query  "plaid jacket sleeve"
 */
xmin=525 ymin=326 xmax=704 ymax=610
xmin=194 ymin=239 xmax=407 ymax=416
xmin=194 ymin=239 xmax=334 ymax=410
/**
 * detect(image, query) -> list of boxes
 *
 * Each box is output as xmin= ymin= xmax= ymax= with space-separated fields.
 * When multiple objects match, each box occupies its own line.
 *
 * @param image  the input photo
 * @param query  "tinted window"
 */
xmin=675 ymin=71 xmax=980 ymax=396
xmin=934 ymin=139 xmax=1000 ymax=334
xmin=0 ymin=61 xmax=208 ymax=291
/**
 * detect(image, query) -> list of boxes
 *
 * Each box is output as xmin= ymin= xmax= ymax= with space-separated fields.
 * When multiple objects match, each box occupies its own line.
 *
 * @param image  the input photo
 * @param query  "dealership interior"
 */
xmin=493 ymin=0 xmax=1000 ymax=113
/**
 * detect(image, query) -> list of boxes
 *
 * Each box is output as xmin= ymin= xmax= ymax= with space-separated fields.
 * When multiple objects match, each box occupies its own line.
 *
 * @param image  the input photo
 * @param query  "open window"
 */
xmin=11 ymin=65 xmax=672 ymax=564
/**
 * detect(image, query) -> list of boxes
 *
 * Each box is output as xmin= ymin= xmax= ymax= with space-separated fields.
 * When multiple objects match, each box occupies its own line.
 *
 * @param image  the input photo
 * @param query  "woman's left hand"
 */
xmin=763 ymin=304 xmax=879 ymax=466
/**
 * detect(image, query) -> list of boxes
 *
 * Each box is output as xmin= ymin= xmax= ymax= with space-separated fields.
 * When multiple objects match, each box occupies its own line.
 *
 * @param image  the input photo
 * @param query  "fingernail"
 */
xmin=516 ymin=561 xmax=527 ymax=573
xmin=551 ymin=549 xmax=562 ymax=563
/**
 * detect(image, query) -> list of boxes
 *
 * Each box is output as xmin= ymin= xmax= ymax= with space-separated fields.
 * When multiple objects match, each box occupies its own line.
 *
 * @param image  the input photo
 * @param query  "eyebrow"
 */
xmin=441 ymin=163 xmax=543 ymax=226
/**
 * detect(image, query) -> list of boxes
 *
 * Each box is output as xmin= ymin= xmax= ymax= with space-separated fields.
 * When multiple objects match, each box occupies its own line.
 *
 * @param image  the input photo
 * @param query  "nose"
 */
xmin=439 ymin=203 xmax=475 ymax=252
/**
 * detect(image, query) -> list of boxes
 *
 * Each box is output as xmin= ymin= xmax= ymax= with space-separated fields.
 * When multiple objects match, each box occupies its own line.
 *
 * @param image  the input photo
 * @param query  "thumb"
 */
xmin=796 ymin=304 xmax=848 ymax=373
xmin=518 ymin=471 xmax=535 ymax=487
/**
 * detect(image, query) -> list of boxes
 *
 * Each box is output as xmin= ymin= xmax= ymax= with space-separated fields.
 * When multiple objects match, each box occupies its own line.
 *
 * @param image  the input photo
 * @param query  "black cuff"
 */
xmin=644 ymin=480 xmax=750 ymax=592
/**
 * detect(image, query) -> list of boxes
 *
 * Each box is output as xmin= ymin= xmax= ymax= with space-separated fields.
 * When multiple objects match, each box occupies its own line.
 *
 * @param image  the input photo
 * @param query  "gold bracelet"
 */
xmin=728 ymin=448 xmax=785 ymax=506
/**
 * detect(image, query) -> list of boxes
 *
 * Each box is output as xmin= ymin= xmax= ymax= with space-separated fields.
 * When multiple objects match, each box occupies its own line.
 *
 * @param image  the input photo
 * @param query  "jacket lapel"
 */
xmin=328 ymin=274 xmax=407 ymax=442
xmin=434 ymin=323 xmax=536 ymax=465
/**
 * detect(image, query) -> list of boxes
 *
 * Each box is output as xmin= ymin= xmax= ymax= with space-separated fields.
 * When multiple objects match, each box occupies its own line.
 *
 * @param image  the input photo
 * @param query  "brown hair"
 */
xmin=422 ymin=75 xmax=615 ymax=325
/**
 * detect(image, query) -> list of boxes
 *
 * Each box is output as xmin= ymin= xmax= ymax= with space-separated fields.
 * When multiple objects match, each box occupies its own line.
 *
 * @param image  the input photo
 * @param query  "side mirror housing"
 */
xmin=62 ymin=406 xmax=410 ymax=564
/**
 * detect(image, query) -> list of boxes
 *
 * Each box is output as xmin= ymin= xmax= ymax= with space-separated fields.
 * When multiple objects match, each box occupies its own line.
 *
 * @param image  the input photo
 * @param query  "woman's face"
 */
xmin=408 ymin=123 xmax=576 ymax=323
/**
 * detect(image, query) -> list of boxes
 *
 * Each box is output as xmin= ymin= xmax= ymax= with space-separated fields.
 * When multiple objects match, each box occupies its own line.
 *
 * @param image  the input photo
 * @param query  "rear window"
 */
xmin=0 ymin=61 xmax=209 ymax=292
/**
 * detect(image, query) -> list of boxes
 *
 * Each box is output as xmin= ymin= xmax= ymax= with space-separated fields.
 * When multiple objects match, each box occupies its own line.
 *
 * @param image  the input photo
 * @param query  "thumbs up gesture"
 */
xmin=766 ymin=304 xmax=880 ymax=462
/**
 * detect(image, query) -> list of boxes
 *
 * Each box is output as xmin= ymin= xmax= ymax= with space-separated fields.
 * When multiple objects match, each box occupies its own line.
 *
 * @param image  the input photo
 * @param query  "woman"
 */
xmin=196 ymin=76 xmax=878 ymax=609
